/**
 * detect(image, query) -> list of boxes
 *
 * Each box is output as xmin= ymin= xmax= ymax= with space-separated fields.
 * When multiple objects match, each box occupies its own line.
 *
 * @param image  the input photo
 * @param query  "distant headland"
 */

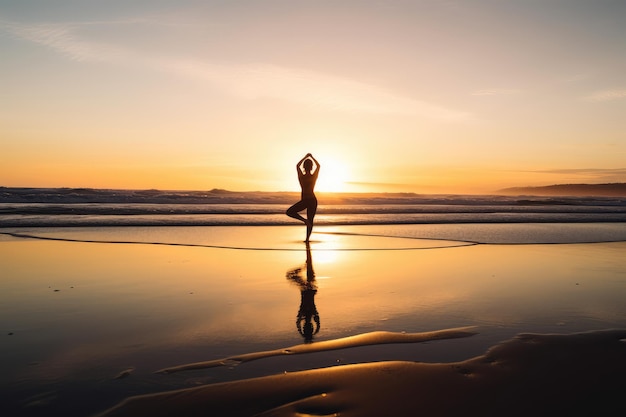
xmin=499 ymin=183 xmax=626 ymax=197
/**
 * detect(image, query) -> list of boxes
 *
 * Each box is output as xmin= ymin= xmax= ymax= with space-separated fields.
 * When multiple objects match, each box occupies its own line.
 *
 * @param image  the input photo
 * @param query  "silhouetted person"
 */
xmin=286 ymin=153 xmax=320 ymax=242
xmin=286 ymin=243 xmax=320 ymax=343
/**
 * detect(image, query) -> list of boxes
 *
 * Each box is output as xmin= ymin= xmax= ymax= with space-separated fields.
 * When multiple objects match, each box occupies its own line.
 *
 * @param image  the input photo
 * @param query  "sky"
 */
xmin=1 ymin=0 xmax=626 ymax=194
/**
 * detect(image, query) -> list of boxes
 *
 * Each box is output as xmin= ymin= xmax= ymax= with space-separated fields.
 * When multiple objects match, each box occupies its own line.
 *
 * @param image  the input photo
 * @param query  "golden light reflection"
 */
xmin=310 ymin=232 xmax=342 ymax=264
xmin=4 ymin=231 xmax=626 ymax=380
xmin=311 ymin=249 xmax=339 ymax=265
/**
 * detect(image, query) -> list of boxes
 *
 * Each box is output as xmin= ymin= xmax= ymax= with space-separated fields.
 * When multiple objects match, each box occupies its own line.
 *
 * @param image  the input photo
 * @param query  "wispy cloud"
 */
xmin=165 ymin=59 xmax=471 ymax=120
xmin=585 ymin=89 xmax=626 ymax=102
xmin=1 ymin=20 xmax=128 ymax=62
xmin=1 ymin=18 xmax=471 ymax=121
xmin=526 ymin=168 xmax=626 ymax=183
xmin=471 ymin=89 xmax=522 ymax=96
xmin=533 ymin=168 xmax=626 ymax=175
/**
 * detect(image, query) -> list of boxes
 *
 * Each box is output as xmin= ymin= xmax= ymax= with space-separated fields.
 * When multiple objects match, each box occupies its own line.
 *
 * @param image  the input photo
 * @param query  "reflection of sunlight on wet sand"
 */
xmin=8 ymin=226 xmax=471 ymax=251
xmin=312 ymin=227 xmax=469 ymax=251
xmin=309 ymin=232 xmax=340 ymax=264
xmin=311 ymin=249 xmax=339 ymax=264
xmin=4 ymin=226 xmax=626 ymax=417
xmin=156 ymin=327 xmax=477 ymax=374
xmin=100 ymin=329 xmax=626 ymax=417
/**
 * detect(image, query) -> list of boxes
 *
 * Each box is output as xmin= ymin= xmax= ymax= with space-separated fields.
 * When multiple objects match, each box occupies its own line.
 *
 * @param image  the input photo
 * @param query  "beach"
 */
xmin=1 ymin=223 xmax=626 ymax=416
xmin=5 ymin=0 xmax=626 ymax=413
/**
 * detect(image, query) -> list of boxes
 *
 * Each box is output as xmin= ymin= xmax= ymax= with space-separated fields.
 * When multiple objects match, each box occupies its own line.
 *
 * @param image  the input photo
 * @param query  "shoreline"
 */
xmin=3 ymin=223 xmax=626 ymax=247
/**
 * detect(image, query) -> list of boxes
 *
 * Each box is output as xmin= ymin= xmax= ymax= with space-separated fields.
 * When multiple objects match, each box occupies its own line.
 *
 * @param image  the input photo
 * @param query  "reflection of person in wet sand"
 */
xmin=286 ymin=243 xmax=320 ymax=343
xmin=286 ymin=153 xmax=320 ymax=242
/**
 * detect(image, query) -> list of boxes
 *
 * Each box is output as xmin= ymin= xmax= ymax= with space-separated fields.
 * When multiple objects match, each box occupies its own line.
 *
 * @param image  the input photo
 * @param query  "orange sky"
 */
xmin=1 ymin=1 xmax=626 ymax=194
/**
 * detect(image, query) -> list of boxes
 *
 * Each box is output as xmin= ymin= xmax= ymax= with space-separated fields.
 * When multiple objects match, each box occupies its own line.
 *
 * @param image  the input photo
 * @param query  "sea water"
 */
xmin=2 ymin=188 xmax=626 ymax=228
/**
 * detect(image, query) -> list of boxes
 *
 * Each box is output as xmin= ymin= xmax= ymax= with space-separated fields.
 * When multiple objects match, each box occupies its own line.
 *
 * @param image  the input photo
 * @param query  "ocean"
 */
xmin=2 ymin=187 xmax=626 ymax=228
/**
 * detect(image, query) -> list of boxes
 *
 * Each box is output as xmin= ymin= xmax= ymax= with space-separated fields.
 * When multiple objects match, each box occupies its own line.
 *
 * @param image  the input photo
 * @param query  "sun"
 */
xmin=314 ymin=156 xmax=350 ymax=193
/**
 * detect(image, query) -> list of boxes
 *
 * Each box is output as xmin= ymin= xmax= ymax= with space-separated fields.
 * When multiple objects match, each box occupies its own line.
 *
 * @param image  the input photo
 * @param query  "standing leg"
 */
xmin=305 ymin=200 xmax=317 ymax=242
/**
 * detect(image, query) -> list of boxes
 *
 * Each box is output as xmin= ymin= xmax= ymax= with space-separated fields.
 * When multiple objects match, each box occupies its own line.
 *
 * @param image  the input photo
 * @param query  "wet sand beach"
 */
xmin=99 ymin=329 xmax=626 ymax=417
xmin=1 ymin=225 xmax=626 ymax=416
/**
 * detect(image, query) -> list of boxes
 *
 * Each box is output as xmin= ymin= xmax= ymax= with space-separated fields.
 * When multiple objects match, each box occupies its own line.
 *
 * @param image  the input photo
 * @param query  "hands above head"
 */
xmin=297 ymin=153 xmax=319 ymax=169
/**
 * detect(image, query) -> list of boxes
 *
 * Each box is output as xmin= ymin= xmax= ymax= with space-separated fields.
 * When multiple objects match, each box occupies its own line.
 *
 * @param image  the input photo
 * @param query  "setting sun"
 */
xmin=315 ymin=156 xmax=351 ymax=193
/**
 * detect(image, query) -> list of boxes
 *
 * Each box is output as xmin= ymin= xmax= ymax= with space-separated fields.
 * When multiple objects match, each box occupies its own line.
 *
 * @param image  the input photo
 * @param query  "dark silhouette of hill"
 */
xmin=499 ymin=183 xmax=626 ymax=197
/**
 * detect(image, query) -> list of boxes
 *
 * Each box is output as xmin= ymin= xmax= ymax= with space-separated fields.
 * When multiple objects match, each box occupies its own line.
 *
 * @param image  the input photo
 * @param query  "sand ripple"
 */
xmin=99 ymin=329 xmax=626 ymax=417
xmin=156 ymin=327 xmax=477 ymax=374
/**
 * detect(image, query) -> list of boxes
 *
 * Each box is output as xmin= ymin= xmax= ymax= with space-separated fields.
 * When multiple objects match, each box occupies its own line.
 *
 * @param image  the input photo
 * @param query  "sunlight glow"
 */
xmin=312 ymin=249 xmax=339 ymax=265
xmin=315 ymin=156 xmax=351 ymax=193
xmin=2 ymin=2 xmax=626 ymax=192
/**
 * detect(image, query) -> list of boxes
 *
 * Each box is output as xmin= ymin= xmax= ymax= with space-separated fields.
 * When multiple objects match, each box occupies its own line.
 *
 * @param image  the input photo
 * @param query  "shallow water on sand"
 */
xmin=1 ymin=225 xmax=626 ymax=416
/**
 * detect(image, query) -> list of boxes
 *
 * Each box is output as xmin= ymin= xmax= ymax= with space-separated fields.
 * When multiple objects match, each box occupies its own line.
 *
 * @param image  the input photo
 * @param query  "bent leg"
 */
xmin=286 ymin=200 xmax=307 ymax=224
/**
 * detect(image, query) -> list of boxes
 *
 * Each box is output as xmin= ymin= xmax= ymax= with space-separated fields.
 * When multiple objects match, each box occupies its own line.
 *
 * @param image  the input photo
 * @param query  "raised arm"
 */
xmin=296 ymin=154 xmax=309 ymax=171
xmin=308 ymin=153 xmax=320 ymax=173
xmin=296 ymin=153 xmax=320 ymax=175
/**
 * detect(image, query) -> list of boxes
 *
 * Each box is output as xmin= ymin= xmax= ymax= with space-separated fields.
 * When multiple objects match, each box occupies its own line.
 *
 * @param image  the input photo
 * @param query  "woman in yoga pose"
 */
xmin=286 ymin=153 xmax=320 ymax=242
